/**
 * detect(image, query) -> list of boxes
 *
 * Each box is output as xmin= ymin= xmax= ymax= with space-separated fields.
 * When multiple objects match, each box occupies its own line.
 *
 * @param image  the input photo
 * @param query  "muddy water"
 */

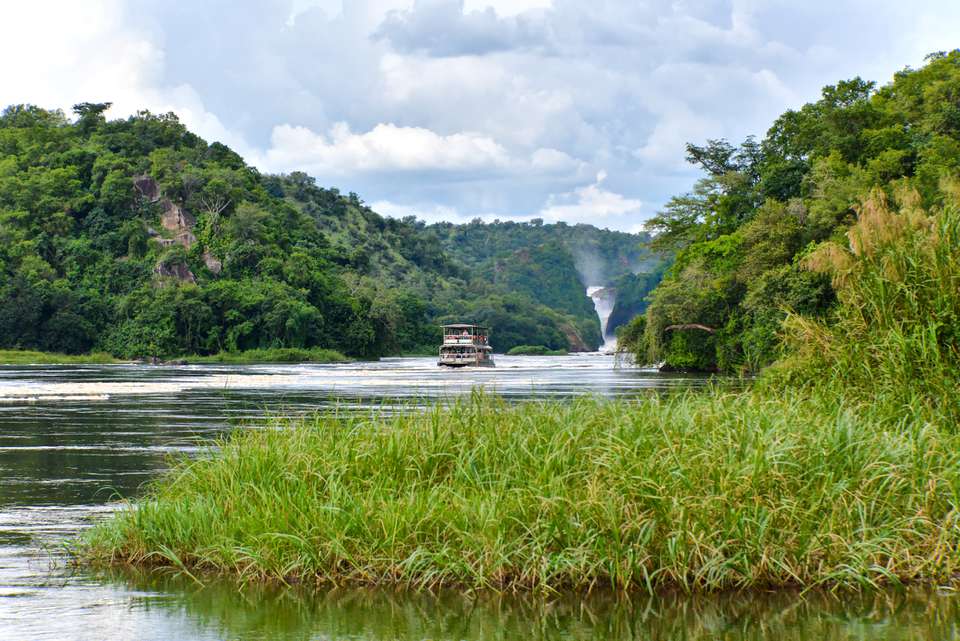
xmin=0 ymin=356 xmax=955 ymax=640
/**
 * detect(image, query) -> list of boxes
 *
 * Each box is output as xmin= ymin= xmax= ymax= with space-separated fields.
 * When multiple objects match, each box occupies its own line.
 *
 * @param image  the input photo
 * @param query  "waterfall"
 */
xmin=587 ymin=286 xmax=618 ymax=353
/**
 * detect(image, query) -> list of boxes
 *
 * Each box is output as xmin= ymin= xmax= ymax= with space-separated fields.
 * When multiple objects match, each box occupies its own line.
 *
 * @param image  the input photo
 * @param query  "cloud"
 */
xmin=538 ymin=171 xmax=643 ymax=228
xmin=262 ymin=121 xmax=581 ymax=177
xmin=464 ymin=0 xmax=553 ymax=16
xmin=265 ymin=122 xmax=509 ymax=172
xmin=0 ymin=0 xmax=258 ymax=161
xmin=375 ymin=0 xmax=552 ymax=56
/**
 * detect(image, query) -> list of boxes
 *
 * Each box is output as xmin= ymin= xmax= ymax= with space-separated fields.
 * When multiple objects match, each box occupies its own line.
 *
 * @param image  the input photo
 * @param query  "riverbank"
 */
xmin=80 ymin=388 xmax=960 ymax=592
xmin=0 ymin=347 xmax=349 ymax=366
xmin=0 ymin=349 xmax=121 ymax=365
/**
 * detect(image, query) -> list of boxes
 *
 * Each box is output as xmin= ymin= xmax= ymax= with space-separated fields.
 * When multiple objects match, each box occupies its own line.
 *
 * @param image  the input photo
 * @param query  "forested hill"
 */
xmin=0 ymin=103 xmax=660 ymax=358
xmin=621 ymin=50 xmax=960 ymax=372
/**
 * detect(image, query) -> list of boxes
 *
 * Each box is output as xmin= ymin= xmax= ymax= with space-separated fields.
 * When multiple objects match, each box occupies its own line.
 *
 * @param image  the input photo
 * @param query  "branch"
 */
xmin=199 ymin=196 xmax=231 ymax=216
xmin=664 ymin=323 xmax=716 ymax=334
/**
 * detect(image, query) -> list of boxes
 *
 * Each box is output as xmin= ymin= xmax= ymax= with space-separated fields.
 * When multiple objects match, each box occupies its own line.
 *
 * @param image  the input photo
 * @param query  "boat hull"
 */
xmin=438 ymin=360 xmax=495 ymax=368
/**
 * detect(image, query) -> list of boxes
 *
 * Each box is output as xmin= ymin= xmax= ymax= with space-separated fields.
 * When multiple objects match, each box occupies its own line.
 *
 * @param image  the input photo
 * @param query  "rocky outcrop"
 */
xmin=159 ymin=199 xmax=197 ymax=249
xmin=133 ymin=175 xmax=161 ymax=203
xmin=154 ymin=258 xmax=196 ymax=284
xmin=135 ymin=175 xmax=203 ymax=284
xmin=202 ymin=250 xmax=222 ymax=275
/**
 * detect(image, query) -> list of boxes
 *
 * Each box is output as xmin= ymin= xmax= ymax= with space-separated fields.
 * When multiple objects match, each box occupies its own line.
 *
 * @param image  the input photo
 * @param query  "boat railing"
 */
xmin=439 ymin=353 xmax=479 ymax=362
xmin=443 ymin=336 xmax=487 ymax=345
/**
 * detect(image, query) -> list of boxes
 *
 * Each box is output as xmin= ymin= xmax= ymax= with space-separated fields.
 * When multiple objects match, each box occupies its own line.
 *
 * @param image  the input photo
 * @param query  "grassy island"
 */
xmin=81 ymin=389 xmax=960 ymax=592
xmin=506 ymin=345 xmax=568 ymax=356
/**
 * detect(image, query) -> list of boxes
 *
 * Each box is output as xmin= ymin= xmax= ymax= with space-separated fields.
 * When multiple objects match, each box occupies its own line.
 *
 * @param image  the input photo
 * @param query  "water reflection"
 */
xmin=93 ymin=570 xmax=960 ymax=641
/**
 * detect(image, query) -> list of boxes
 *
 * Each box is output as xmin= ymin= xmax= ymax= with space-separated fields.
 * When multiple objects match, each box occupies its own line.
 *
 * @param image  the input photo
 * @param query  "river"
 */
xmin=0 ymin=355 xmax=955 ymax=640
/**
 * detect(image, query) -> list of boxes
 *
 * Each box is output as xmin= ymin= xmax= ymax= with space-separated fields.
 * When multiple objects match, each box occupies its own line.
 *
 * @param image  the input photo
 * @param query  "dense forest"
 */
xmin=0 ymin=103 xmax=658 ymax=359
xmin=620 ymin=50 xmax=960 ymax=372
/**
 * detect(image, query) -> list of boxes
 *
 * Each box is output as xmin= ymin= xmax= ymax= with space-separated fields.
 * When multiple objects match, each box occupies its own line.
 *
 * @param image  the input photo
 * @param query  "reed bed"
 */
xmin=81 ymin=389 xmax=960 ymax=592
xmin=774 ymin=186 xmax=960 ymax=424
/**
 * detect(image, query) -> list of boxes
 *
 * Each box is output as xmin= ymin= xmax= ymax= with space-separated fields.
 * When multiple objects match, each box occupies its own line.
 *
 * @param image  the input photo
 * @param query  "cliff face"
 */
xmin=135 ymin=175 xmax=206 ymax=284
xmin=560 ymin=322 xmax=590 ymax=352
xmin=158 ymin=199 xmax=197 ymax=249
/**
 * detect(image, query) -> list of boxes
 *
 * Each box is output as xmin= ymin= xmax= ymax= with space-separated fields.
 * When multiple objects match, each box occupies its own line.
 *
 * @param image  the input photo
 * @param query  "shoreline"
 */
xmin=0 ymin=348 xmax=350 ymax=366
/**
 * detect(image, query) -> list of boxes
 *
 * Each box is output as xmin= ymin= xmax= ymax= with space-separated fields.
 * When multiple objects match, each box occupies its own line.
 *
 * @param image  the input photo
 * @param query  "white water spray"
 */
xmin=587 ymin=286 xmax=618 ymax=353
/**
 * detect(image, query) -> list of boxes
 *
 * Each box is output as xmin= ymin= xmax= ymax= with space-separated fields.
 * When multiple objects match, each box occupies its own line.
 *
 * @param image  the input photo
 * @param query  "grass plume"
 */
xmin=778 ymin=184 xmax=960 ymax=422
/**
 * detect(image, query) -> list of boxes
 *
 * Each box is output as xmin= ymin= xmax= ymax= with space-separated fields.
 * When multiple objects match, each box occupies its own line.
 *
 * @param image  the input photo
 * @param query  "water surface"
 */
xmin=0 ymin=356 xmax=955 ymax=640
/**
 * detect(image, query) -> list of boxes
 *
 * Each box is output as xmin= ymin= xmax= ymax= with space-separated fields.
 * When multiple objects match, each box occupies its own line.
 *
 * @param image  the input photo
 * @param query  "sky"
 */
xmin=1 ymin=1 xmax=958 ymax=232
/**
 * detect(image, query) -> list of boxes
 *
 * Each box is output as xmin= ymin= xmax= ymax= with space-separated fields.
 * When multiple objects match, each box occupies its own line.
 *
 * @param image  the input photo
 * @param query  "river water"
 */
xmin=0 ymin=355 xmax=956 ymax=640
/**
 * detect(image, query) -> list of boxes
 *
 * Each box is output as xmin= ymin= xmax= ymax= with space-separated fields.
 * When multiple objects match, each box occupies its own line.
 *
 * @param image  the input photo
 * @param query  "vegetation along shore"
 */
xmin=0 ymin=347 xmax=348 ymax=365
xmin=0 ymin=99 xmax=662 ymax=361
xmin=0 ymin=349 xmax=121 ymax=365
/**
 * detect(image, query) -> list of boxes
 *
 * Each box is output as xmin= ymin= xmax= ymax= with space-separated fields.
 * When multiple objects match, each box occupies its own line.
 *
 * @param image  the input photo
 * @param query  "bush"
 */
xmin=506 ymin=345 xmax=567 ymax=356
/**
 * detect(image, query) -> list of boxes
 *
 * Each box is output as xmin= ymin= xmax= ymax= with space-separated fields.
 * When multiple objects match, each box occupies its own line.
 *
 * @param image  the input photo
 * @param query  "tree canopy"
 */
xmin=622 ymin=50 xmax=960 ymax=372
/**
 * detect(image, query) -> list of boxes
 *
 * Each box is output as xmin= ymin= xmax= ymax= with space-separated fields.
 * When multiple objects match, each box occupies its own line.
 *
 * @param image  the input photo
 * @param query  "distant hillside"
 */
xmin=0 ymin=103 xmax=661 ymax=358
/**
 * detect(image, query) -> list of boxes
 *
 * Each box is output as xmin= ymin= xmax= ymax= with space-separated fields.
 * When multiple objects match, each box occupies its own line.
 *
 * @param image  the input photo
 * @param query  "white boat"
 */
xmin=438 ymin=324 xmax=495 ymax=368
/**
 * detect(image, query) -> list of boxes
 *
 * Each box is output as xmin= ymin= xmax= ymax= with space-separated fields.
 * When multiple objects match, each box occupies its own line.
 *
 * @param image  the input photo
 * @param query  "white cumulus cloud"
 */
xmin=538 ymin=171 xmax=644 ymax=229
xmin=262 ymin=121 xmax=580 ymax=177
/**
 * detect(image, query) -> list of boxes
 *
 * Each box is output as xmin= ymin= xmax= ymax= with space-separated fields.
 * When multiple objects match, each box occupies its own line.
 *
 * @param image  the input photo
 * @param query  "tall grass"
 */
xmin=81 ymin=187 xmax=960 ymax=593
xmin=774 ymin=185 xmax=960 ymax=422
xmin=82 ymin=389 xmax=960 ymax=592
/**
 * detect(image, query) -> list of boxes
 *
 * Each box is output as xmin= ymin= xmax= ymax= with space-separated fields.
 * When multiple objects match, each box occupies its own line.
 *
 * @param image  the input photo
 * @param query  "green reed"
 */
xmin=774 ymin=186 xmax=960 ymax=423
xmin=81 ymin=187 xmax=960 ymax=593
